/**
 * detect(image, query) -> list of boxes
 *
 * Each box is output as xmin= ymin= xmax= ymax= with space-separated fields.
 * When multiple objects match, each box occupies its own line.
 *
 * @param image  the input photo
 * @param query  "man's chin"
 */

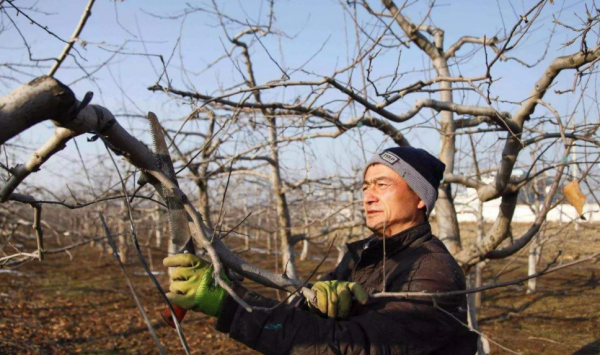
xmin=365 ymin=221 xmax=385 ymax=236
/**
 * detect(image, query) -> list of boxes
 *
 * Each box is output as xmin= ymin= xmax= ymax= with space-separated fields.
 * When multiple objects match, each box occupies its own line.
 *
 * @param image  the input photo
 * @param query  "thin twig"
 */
xmin=375 ymin=247 xmax=600 ymax=299
xmin=47 ymin=0 xmax=96 ymax=76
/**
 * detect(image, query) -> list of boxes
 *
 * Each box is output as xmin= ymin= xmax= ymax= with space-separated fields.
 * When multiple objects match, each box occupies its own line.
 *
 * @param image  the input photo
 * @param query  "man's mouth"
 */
xmin=366 ymin=210 xmax=382 ymax=215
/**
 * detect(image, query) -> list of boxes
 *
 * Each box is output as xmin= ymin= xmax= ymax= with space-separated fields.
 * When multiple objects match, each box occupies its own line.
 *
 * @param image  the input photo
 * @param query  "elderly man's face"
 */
xmin=362 ymin=164 xmax=426 ymax=237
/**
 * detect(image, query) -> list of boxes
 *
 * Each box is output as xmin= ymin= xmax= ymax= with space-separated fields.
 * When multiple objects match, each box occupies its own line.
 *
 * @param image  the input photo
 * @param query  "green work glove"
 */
xmin=163 ymin=253 xmax=230 ymax=318
xmin=308 ymin=281 xmax=369 ymax=319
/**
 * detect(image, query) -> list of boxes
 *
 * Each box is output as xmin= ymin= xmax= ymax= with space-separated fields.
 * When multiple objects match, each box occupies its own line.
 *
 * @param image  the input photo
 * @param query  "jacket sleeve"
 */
xmin=215 ymin=283 xmax=462 ymax=355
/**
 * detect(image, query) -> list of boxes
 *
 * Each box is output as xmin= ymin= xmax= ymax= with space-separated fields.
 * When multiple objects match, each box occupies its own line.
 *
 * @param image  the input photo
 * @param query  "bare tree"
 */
xmin=1 ymin=1 xmax=600 ymax=353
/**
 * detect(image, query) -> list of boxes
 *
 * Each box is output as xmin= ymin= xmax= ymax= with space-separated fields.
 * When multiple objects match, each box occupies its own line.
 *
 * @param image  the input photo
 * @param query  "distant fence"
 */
xmin=452 ymin=199 xmax=600 ymax=223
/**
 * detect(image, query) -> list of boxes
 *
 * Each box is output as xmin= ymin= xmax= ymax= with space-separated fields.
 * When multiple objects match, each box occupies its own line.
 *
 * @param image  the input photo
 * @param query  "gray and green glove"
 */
xmin=163 ymin=253 xmax=230 ymax=318
xmin=308 ymin=280 xmax=369 ymax=319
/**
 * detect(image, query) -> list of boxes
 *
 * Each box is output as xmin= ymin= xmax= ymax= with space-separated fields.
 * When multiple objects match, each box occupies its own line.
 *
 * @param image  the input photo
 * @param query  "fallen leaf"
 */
xmin=563 ymin=180 xmax=586 ymax=219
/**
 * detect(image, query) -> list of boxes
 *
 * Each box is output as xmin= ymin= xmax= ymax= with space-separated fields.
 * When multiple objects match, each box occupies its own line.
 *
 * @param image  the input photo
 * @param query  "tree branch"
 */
xmin=47 ymin=0 xmax=96 ymax=77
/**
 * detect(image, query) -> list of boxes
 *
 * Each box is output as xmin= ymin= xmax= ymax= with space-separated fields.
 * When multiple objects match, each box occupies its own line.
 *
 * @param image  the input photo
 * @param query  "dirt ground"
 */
xmin=1 ymin=222 xmax=599 ymax=355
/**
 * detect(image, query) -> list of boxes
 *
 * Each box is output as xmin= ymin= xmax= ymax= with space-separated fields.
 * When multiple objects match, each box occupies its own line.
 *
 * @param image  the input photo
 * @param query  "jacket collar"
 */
xmin=347 ymin=222 xmax=432 ymax=263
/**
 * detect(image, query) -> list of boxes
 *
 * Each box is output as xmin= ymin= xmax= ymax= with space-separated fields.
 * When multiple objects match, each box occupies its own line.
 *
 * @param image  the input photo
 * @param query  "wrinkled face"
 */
xmin=362 ymin=164 xmax=426 ymax=237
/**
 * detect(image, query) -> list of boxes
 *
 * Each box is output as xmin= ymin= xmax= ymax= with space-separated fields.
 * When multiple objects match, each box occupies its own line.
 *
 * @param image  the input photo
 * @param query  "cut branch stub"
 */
xmin=0 ymin=76 xmax=77 ymax=144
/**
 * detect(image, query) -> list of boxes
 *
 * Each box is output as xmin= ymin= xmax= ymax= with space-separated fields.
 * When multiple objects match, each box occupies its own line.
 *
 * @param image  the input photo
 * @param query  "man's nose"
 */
xmin=363 ymin=188 xmax=378 ymax=204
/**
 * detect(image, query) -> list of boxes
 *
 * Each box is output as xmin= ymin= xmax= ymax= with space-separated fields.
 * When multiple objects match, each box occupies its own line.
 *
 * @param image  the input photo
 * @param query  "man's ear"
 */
xmin=417 ymin=200 xmax=426 ymax=210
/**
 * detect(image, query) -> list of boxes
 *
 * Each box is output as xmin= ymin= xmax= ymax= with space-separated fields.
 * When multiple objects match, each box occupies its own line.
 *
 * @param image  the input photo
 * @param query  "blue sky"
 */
xmin=0 ymin=0 xmax=596 ymax=194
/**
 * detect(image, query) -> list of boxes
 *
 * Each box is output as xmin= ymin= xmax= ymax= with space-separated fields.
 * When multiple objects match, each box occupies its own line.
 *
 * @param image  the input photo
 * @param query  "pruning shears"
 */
xmin=147 ymin=112 xmax=195 ymax=328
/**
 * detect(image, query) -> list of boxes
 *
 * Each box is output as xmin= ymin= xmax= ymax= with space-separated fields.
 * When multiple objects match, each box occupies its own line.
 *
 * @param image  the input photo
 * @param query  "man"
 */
xmin=164 ymin=147 xmax=478 ymax=354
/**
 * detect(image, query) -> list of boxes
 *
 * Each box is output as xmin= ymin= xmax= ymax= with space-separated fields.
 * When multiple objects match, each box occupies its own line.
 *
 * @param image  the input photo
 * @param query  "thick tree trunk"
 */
xmin=244 ymin=226 xmax=250 ymax=250
xmin=198 ymin=180 xmax=213 ymax=230
xmin=467 ymin=273 xmax=490 ymax=355
xmin=118 ymin=201 xmax=128 ymax=263
xmin=455 ymin=192 xmax=518 ymax=266
xmin=527 ymin=234 xmax=542 ymax=294
xmin=474 ymin=200 xmax=485 ymax=309
xmin=118 ymin=223 xmax=127 ymax=263
xmin=268 ymin=117 xmax=298 ymax=280
xmin=300 ymin=194 xmax=310 ymax=261
xmin=300 ymin=240 xmax=309 ymax=261
xmin=432 ymin=57 xmax=461 ymax=255
xmin=154 ymin=206 xmax=163 ymax=248
xmin=381 ymin=0 xmax=461 ymax=255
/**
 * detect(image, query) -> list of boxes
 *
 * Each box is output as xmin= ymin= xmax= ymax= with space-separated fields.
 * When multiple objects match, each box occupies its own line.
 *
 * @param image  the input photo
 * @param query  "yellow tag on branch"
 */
xmin=563 ymin=180 xmax=586 ymax=220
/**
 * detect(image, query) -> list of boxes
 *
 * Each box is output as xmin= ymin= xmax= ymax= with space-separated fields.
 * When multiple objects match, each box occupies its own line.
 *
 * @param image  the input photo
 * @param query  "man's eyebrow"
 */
xmin=363 ymin=176 xmax=394 ymax=184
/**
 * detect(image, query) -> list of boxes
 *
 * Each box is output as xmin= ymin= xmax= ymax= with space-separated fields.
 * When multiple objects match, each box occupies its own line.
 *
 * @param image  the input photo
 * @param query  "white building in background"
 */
xmin=448 ymin=170 xmax=600 ymax=223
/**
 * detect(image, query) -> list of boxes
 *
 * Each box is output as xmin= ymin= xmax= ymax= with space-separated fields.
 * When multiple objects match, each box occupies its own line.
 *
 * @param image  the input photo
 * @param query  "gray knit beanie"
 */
xmin=364 ymin=147 xmax=446 ymax=217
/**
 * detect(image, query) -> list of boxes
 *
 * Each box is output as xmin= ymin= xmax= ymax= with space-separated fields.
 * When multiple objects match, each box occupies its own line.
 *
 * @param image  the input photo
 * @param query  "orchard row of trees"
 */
xmin=1 ymin=1 xmax=599 ymax=353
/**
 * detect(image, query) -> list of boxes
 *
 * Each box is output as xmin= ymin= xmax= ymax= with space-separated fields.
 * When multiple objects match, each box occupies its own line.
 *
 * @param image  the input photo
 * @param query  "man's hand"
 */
xmin=309 ymin=281 xmax=369 ymax=318
xmin=163 ymin=253 xmax=229 ymax=318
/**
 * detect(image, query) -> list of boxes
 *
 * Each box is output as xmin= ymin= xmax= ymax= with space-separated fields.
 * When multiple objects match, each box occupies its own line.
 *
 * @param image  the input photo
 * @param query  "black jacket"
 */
xmin=216 ymin=222 xmax=478 ymax=354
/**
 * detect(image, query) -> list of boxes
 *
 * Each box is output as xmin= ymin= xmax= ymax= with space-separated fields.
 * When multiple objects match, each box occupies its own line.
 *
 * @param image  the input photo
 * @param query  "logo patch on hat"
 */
xmin=380 ymin=151 xmax=399 ymax=164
